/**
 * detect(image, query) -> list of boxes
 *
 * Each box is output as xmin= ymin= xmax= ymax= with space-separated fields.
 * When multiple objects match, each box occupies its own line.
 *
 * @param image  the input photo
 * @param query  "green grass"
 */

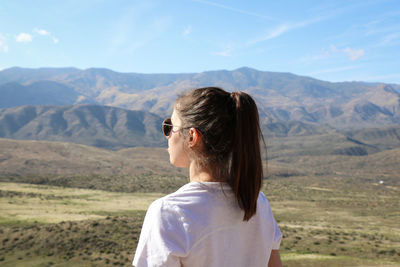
xmin=0 ymin=182 xmax=162 ymax=224
xmin=1 ymin=136 xmax=399 ymax=266
xmin=263 ymin=176 xmax=400 ymax=266
xmin=0 ymin=178 xmax=399 ymax=267
xmin=0 ymin=173 xmax=189 ymax=194
xmin=0 ymin=215 xmax=144 ymax=267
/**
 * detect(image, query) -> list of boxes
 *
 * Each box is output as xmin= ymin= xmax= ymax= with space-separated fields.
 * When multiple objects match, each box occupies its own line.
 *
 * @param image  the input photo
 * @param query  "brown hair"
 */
xmin=175 ymin=87 xmax=265 ymax=221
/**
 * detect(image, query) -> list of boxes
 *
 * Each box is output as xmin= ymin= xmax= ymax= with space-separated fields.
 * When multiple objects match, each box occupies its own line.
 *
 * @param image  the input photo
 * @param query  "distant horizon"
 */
xmin=1 ymin=65 xmax=399 ymax=85
xmin=1 ymin=1 xmax=399 ymax=84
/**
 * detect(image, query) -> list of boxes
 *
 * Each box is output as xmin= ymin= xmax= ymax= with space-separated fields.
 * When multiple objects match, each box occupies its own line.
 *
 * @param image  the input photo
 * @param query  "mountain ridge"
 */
xmin=1 ymin=66 xmax=399 ymax=129
xmin=1 ymin=104 xmax=399 ymax=152
xmin=0 ymin=104 xmax=165 ymax=150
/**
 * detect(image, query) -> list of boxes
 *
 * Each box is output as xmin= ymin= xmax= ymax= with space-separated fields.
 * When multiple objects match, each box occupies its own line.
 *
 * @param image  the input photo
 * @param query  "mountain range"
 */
xmin=1 ymin=67 xmax=399 ymax=129
xmin=1 ymin=66 xmax=400 ymax=182
xmin=1 ymin=102 xmax=399 ymax=151
xmin=0 ymin=104 xmax=164 ymax=150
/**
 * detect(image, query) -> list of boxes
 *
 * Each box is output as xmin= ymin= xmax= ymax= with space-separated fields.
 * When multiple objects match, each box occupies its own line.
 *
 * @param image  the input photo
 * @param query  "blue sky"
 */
xmin=0 ymin=0 xmax=399 ymax=83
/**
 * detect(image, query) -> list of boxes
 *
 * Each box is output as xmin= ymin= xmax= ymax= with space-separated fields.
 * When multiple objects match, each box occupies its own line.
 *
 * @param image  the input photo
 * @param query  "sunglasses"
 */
xmin=162 ymin=118 xmax=184 ymax=137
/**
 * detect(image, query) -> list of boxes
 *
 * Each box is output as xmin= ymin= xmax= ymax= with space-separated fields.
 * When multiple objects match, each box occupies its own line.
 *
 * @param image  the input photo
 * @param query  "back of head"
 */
xmin=175 ymin=87 xmax=265 ymax=221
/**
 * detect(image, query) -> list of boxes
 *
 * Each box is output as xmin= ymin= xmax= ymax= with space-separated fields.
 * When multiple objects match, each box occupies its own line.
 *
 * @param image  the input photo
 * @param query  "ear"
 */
xmin=188 ymin=128 xmax=201 ymax=148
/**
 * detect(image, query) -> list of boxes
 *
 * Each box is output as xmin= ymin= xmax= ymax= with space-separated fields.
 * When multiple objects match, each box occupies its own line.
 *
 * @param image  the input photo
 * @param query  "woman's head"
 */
xmin=174 ymin=87 xmax=236 ymax=176
xmin=169 ymin=87 xmax=265 ymax=221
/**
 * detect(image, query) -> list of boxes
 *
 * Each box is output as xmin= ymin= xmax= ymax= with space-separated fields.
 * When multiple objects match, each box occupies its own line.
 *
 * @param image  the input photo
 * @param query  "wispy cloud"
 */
xmin=378 ymin=32 xmax=400 ymax=47
xmin=298 ymin=50 xmax=331 ymax=65
xmin=0 ymin=34 xmax=8 ymax=52
xmin=212 ymin=44 xmax=233 ymax=57
xmin=247 ymin=16 xmax=325 ymax=45
xmin=212 ymin=15 xmax=328 ymax=58
xmin=259 ymin=24 xmax=290 ymax=41
xmin=33 ymin=28 xmax=59 ymax=44
xmin=310 ymin=0 xmax=394 ymax=20
xmin=130 ymin=16 xmax=171 ymax=51
xmin=360 ymin=16 xmax=400 ymax=48
xmin=14 ymin=29 xmax=58 ymax=45
xmin=192 ymin=0 xmax=275 ymax=21
xmin=16 ymin=33 xmax=33 ymax=43
xmin=183 ymin=25 xmax=192 ymax=36
xmin=343 ymin=48 xmax=365 ymax=61
xmin=331 ymin=45 xmax=365 ymax=61
xmin=364 ymin=22 xmax=396 ymax=36
xmin=34 ymin=28 xmax=50 ymax=36
xmin=299 ymin=45 xmax=365 ymax=66
xmin=110 ymin=2 xmax=172 ymax=55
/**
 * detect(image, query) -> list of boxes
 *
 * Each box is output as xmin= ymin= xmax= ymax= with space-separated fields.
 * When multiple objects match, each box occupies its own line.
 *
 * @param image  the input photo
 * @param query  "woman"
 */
xmin=133 ymin=87 xmax=282 ymax=267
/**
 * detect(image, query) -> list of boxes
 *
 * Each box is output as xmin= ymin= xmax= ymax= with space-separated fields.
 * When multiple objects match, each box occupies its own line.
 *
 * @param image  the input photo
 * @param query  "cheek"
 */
xmin=168 ymin=134 xmax=189 ymax=167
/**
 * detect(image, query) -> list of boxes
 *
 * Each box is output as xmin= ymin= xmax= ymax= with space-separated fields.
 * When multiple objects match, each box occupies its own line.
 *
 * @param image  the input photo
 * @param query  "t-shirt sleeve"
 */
xmin=271 ymin=215 xmax=282 ymax=250
xmin=132 ymin=199 xmax=187 ymax=267
xmin=259 ymin=192 xmax=282 ymax=250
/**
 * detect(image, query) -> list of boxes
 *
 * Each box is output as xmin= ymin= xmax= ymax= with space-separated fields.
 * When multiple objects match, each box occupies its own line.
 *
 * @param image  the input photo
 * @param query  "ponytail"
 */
xmin=230 ymin=92 xmax=264 ymax=221
xmin=175 ymin=87 xmax=265 ymax=221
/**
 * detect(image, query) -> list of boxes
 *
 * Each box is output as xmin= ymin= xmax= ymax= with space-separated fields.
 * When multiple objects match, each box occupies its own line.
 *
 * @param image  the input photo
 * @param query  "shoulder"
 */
xmin=255 ymin=192 xmax=276 ymax=222
xmin=145 ymin=194 xmax=181 ymax=223
xmin=154 ymin=182 xmax=221 ymax=209
xmin=257 ymin=192 xmax=282 ymax=249
xmin=139 ymin=194 xmax=189 ymax=249
xmin=133 ymin=189 xmax=191 ymax=265
xmin=258 ymin=191 xmax=271 ymax=208
xmin=144 ymin=183 xmax=197 ymax=224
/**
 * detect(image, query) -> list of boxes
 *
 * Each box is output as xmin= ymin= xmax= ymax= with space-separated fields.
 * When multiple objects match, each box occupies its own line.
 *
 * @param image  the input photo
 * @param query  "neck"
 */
xmin=189 ymin=161 xmax=217 ymax=182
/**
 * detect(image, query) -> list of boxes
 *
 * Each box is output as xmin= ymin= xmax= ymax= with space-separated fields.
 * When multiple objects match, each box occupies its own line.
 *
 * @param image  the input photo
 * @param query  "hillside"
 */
xmin=2 ymin=103 xmax=399 ymax=151
xmin=1 ymin=67 xmax=399 ymax=129
xmin=0 ymin=138 xmax=187 ymax=193
xmin=1 ymin=131 xmax=399 ymax=190
xmin=344 ymin=124 xmax=400 ymax=150
xmin=0 ymin=104 xmax=165 ymax=149
xmin=0 ymin=81 xmax=81 ymax=108
xmin=0 ymin=138 xmax=179 ymax=176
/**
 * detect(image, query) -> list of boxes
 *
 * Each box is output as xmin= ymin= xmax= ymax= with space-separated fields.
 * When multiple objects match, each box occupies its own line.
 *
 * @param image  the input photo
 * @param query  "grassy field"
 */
xmin=0 ymin=182 xmax=163 ymax=224
xmin=0 ymin=182 xmax=155 ymax=267
xmin=1 ymin=176 xmax=399 ymax=267
xmin=264 ymin=176 xmax=400 ymax=266
xmin=1 ymin=134 xmax=399 ymax=266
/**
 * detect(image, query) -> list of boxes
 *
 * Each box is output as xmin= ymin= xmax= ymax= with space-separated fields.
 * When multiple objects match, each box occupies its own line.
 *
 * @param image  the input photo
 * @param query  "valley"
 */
xmin=0 ymin=136 xmax=399 ymax=266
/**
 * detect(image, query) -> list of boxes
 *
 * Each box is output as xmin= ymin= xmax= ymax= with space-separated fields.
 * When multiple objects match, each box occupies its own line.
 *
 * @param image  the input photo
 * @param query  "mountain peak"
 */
xmin=1 ymin=67 xmax=400 ymax=129
xmin=235 ymin=66 xmax=258 ymax=72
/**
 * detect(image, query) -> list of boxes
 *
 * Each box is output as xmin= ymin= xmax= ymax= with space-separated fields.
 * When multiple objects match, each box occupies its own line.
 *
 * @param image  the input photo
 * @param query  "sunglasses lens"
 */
xmin=163 ymin=124 xmax=172 ymax=136
xmin=162 ymin=118 xmax=172 ymax=136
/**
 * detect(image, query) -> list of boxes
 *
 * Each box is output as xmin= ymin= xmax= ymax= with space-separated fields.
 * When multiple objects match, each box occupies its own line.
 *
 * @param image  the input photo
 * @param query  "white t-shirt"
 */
xmin=133 ymin=182 xmax=282 ymax=267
